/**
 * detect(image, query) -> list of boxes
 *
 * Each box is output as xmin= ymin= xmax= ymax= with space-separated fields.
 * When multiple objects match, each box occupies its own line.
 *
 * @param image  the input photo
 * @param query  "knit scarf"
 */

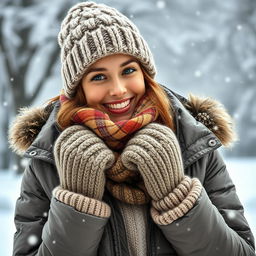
xmin=60 ymin=92 xmax=159 ymax=204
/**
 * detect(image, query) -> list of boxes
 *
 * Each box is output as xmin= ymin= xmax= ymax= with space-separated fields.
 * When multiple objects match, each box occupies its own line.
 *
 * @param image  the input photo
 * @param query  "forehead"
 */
xmin=90 ymin=54 xmax=137 ymax=67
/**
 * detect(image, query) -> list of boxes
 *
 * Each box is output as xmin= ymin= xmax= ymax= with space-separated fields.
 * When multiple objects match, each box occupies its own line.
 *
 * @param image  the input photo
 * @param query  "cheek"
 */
xmin=84 ymin=87 xmax=106 ymax=106
xmin=129 ymin=77 xmax=146 ymax=95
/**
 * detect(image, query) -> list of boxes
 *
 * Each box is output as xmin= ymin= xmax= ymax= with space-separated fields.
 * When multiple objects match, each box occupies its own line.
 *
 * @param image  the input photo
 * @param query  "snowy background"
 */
xmin=0 ymin=0 xmax=256 ymax=255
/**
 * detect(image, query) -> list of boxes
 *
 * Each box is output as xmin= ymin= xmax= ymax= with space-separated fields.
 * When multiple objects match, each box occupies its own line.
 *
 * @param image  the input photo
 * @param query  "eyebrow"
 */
xmin=85 ymin=59 xmax=138 ymax=75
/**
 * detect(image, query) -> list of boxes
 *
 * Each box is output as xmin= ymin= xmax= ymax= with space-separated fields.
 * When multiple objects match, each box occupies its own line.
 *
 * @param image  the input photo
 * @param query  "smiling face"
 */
xmin=81 ymin=54 xmax=146 ymax=122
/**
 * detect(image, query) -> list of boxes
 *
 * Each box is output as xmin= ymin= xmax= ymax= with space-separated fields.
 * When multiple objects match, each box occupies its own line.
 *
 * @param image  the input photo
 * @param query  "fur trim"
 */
xmin=8 ymin=106 xmax=51 ymax=156
xmin=185 ymin=94 xmax=237 ymax=147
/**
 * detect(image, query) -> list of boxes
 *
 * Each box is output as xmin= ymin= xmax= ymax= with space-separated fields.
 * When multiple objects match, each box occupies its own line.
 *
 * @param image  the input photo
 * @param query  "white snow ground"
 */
xmin=0 ymin=158 xmax=255 ymax=256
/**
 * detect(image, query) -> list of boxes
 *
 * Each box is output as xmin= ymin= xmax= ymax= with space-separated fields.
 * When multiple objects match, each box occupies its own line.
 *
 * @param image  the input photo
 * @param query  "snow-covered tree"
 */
xmin=0 ymin=0 xmax=75 ymax=170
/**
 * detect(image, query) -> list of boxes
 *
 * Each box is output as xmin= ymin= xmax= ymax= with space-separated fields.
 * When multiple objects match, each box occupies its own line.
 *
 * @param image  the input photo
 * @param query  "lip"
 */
xmin=104 ymin=97 xmax=133 ymax=105
xmin=103 ymin=97 xmax=135 ymax=115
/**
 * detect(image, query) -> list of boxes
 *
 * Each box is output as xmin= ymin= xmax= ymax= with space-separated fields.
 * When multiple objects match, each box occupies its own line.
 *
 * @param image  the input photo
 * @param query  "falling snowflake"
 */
xmin=129 ymin=14 xmax=134 ymax=19
xmin=10 ymin=77 xmax=14 ymax=82
xmin=21 ymin=158 xmax=29 ymax=167
xmin=28 ymin=235 xmax=38 ymax=246
xmin=194 ymin=70 xmax=202 ymax=78
xmin=3 ymin=101 xmax=8 ymax=107
xmin=233 ymin=113 xmax=239 ymax=119
xmin=212 ymin=125 xmax=219 ymax=131
xmin=196 ymin=11 xmax=201 ymax=16
xmin=227 ymin=210 xmax=236 ymax=219
xmin=236 ymin=24 xmax=243 ymax=31
xmin=175 ymin=222 xmax=180 ymax=227
xmin=156 ymin=0 xmax=166 ymax=9
xmin=13 ymin=164 xmax=18 ymax=171
xmin=187 ymin=227 xmax=191 ymax=232
xmin=82 ymin=219 xmax=86 ymax=222
xmin=43 ymin=212 xmax=48 ymax=217
xmin=225 ymin=77 xmax=231 ymax=83
xmin=52 ymin=240 xmax=56 ymax=244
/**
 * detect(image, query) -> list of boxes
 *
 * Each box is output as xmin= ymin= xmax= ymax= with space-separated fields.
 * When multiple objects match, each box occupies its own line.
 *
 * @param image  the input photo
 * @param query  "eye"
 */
xmin=123 ymin=67 xmax=136 ymax=75
xmin=91 ymin=74 xmax=106 ymax=81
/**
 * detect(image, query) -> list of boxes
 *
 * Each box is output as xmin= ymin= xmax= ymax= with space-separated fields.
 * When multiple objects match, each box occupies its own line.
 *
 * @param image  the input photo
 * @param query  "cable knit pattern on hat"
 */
xmin=58 ymin=1 xmax=156 ymax=98
xmin=121 ymin=123 xmax=203 ymax=224
xmin=53 ymin=125 xmax=115 ymax=217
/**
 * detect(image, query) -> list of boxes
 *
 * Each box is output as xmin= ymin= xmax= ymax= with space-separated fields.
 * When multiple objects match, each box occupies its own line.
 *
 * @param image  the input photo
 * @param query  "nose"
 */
xmin=109 ymin=78 xmax=127 ymax=97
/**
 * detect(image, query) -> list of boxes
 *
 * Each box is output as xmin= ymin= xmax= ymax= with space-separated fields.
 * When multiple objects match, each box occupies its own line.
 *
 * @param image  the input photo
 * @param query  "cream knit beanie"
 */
xmin=58 ymin=1 xmax=156 ymax=98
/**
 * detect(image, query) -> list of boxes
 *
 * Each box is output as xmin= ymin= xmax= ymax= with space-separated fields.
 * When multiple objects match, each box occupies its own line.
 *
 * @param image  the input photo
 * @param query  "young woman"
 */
xmin=9 ymin=2 xmax=255 ymax=255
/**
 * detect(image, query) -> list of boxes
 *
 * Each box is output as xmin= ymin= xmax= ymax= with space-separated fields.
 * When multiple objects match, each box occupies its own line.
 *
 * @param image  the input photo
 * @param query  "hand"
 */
xmin=54 ymin=125 xmax=115 ymax=200
xmin=121 ymin=123 xmax=184 ymax=201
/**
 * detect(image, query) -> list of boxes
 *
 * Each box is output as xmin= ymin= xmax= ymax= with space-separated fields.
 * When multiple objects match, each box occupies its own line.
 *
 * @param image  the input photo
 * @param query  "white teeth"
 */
xmin=105 ymin=99 xmax=130 ymax=109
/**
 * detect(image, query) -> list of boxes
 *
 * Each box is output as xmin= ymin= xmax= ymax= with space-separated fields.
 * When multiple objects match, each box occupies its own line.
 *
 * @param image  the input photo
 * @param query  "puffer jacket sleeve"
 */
xmin=155 ymin=150 xmax=255 ymax=256
xmin=13 ymin=159 xmax=109 ymax=256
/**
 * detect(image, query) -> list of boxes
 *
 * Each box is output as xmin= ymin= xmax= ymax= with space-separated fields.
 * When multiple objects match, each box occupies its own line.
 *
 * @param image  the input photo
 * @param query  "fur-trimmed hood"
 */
xmin=8 ymin=90 xmax=237 ymax=157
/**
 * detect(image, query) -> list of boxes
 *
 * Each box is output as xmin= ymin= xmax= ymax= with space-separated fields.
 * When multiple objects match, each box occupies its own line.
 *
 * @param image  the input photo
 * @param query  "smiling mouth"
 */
xmin=103 ymin=97 xmax=134 ymax=114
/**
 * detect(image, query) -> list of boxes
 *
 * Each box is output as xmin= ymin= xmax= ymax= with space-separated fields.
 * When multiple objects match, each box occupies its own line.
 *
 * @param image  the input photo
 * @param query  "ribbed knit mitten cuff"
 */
xmin=53 ymin=186 xmax=111 ymax=218
xmin=150 ymin=176 xmax=202 ymax=225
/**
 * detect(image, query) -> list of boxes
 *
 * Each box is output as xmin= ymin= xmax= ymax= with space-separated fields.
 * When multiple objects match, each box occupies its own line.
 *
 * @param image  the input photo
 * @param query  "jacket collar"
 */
xmin=162 ymin=86 xmax=221 ymax=168
xmin=24 ymin=102 xmax=61 ymax=164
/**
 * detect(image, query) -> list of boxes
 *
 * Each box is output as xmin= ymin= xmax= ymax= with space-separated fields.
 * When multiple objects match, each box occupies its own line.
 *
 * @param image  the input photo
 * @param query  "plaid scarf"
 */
xmin=60 ymin=92 xmax=159 ymax=204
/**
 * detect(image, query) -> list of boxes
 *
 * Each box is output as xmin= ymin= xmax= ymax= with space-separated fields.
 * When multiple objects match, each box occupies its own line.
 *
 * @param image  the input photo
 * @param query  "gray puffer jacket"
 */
xmin=9 ymin=87 xmax=255 ymax=256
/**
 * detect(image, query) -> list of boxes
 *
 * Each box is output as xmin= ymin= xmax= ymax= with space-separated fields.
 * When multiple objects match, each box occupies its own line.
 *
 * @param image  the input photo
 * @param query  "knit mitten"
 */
xmin=121 ymin=123 xmax=202 ymax=225
xmin=53 ymin=125 xmax=115 ymax=217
